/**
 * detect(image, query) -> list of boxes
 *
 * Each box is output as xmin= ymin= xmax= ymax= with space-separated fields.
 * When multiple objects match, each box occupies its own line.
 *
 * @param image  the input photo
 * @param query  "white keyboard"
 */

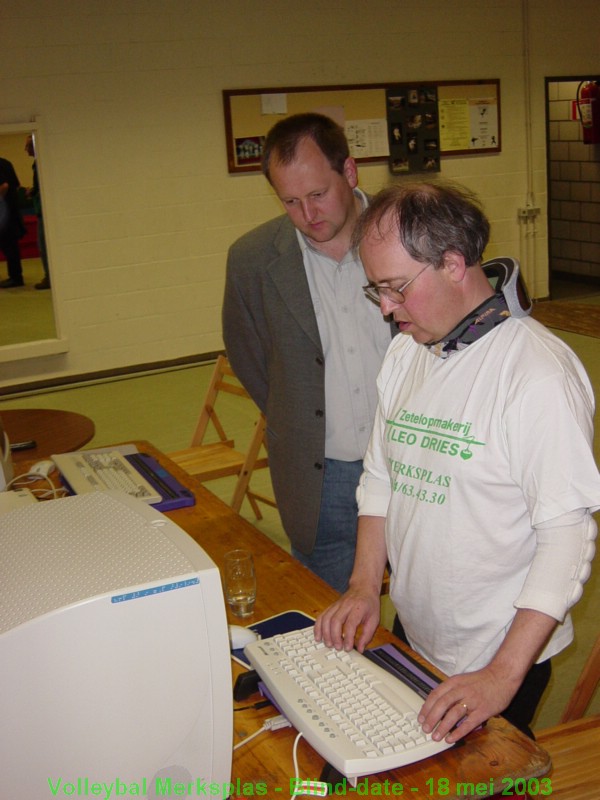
xmin=244 ymin=625 xmax=452 ymax=781
xmin=52 ymin=451 xmax=162 ymax=504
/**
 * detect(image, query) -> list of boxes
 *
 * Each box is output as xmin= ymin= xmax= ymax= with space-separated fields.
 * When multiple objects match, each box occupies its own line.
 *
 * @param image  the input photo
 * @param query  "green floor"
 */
xmin=0 ymin=258 xmax=56 ymax=346
xmin=1 ymin=322 xmax=599 ymax=732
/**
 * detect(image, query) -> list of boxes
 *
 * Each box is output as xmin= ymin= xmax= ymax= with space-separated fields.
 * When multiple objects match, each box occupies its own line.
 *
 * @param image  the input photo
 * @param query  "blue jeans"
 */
xmin=292 ymin=458 xmax=363 ymax=594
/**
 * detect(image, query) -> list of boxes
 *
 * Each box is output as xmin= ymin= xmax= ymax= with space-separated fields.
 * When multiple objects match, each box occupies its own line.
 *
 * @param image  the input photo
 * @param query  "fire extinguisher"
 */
xmin=577 ymin=80 xmax=600 ymax=144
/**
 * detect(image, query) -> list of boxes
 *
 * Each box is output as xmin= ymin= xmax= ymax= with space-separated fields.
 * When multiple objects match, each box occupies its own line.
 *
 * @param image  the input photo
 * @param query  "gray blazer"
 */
xmin=222 ymin=214 xmax=393 ymax=554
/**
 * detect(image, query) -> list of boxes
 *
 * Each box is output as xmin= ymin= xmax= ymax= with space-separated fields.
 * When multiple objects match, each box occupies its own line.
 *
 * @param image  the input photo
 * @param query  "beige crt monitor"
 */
xmin=0 ymin=491 xmax=233 ymax=798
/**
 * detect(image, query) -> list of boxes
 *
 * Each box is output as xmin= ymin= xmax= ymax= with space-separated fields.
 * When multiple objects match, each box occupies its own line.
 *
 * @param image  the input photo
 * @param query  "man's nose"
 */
xmin=379 ymin=294 xmax=398 ymax=316
xmin=300 ymin=199 xmax=317 ymax=222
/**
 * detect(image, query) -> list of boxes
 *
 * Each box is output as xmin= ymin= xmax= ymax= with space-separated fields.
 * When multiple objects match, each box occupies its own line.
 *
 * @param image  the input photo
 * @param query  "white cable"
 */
xmin=290 ymin=732 xmax=328 ymax=798
xmin=291 ymin=732 xmax=303 ymax=797
xmin=5 ymin=471 xmax=63 ymax=500
xmin=232 ymin=723 xmax=269 ymax=752
xmin=232 ymin=714 xmax=291 ymax=751
xmin=233 ymin=717 xmax=327 ymax=797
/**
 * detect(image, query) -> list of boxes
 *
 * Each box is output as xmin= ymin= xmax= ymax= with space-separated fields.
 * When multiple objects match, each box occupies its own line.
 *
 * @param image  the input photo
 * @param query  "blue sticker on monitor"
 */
xmin=111 ymin=577 xmax=199 ymax=603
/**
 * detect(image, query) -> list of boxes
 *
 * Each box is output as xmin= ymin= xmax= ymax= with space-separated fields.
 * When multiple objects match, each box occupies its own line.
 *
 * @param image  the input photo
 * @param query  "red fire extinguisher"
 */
xmin=577 ymin=80 xmax=600 ymax=144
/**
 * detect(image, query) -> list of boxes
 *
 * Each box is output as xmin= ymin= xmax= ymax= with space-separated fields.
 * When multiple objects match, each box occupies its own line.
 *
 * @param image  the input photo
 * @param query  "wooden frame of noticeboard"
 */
xmin=222 ymin=79 xmax=500 ymax=174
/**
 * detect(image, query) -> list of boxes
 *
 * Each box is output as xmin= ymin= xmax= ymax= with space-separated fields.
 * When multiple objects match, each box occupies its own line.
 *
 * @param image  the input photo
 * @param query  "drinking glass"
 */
xmin=223 ymin=549 xmax=256 ymax=617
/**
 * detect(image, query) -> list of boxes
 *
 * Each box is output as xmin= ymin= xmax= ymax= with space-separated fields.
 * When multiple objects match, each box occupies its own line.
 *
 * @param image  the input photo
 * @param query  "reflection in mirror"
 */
xmin=0 ymin=122 xmax=58 ymax=350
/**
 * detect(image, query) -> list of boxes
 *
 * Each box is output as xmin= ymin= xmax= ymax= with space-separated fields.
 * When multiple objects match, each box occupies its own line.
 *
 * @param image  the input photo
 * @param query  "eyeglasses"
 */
xmin=363 ymin=263 xmax=432 ymax=304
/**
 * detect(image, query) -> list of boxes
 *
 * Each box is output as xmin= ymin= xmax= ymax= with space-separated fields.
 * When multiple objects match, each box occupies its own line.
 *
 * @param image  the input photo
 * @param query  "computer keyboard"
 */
xmin=52 ymin=450 xmax=162 ymax=504
xmin=244 ymin=625 xmax=453 ymax=781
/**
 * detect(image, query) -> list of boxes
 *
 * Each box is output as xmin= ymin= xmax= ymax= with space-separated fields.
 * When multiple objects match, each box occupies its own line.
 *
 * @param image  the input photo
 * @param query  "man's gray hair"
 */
xmin=352 ymin=181 xmax=490 ymax=268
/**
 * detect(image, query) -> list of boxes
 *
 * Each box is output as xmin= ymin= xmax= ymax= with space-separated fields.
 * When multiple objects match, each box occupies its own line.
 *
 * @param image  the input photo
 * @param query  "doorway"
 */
xmin=546 ymin=76 xmax=600 ymax=301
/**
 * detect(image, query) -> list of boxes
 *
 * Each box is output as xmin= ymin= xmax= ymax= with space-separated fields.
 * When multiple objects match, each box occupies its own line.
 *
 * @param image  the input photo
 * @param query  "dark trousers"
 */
xmin=392 ymin=615 xmax=551 ymax=739
xmin=0 ymin=234 xmax=23 ymax=281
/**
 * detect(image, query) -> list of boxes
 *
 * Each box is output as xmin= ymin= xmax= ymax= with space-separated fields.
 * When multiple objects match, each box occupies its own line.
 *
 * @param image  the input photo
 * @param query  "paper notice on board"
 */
xmin=440 ymin=97 xmax=499 ymax=150
xmin=313 ymin=105 xmax=346 ymax=128
xmin=261 ymin=93 xmax=287 ymax=115
xmin=469 ymin=98 xmax=498 ymax=148
xmin=345 ymin=119 xmax=390 ymax=158
xmin=439 ymin=98 xmax=470 ymax=151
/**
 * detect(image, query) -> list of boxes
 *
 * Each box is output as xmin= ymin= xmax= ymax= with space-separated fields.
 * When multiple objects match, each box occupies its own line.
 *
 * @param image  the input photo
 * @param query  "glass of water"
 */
xmin=223 ymin=549 xmax=257 ymax=617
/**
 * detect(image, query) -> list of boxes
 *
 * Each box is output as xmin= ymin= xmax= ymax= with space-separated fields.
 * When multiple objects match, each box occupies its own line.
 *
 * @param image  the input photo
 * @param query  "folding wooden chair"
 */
xmin=535 ymin=632 xmax=600 ymax=799
xmin=557 ymin=633 xmax=600 ymax=724
xmin=168 ymin=355 xmax=276 ymax=519
xmin=380 ymin=566 xmax=391 ymax=596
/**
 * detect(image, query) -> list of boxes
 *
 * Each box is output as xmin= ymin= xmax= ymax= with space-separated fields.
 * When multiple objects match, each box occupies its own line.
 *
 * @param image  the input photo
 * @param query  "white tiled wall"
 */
xmin=548 ymin=81 xmax=600 ymax=281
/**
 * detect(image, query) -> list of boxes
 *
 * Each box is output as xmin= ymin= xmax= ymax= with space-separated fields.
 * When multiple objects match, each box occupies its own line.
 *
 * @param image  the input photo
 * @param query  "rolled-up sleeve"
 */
xmin=356 ymin=469 xmax=391 ymax=517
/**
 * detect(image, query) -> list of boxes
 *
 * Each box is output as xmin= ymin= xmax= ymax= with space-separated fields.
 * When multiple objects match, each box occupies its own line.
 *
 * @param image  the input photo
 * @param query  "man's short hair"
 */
xmin=261 ymin=113 xmax=349 ymax=182
xmin=353 ymin=181 xmax=490 ymax=268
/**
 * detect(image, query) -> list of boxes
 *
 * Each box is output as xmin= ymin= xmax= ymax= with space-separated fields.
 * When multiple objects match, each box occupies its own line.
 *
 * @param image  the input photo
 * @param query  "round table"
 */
xmin=1 ymin=408 xmax=95 ymax=464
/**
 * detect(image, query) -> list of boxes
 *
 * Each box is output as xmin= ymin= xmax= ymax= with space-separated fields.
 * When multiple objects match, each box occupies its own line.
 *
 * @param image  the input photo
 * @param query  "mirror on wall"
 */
xmin=0 ymin=120 xmax=66 ymax=362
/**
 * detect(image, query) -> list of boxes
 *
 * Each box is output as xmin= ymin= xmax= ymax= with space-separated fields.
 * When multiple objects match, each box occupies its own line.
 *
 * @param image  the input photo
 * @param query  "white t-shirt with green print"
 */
xmin=359 ymin=316 xmax=600 ymax=676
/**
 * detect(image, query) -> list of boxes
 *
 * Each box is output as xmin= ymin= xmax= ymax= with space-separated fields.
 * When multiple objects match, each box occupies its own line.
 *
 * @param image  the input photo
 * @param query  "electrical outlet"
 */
xmin=517 ymin=206 xmax=541 ymax=220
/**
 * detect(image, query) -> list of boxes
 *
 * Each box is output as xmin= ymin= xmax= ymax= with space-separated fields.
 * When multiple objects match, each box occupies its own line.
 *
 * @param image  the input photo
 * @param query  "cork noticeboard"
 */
xmin=222 ymin=79 xmax=500 ymax=174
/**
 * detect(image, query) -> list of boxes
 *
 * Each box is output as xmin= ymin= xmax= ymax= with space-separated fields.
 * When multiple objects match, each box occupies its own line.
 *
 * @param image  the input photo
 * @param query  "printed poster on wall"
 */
xmin=439 ymin=96 xmax=498 ymax=151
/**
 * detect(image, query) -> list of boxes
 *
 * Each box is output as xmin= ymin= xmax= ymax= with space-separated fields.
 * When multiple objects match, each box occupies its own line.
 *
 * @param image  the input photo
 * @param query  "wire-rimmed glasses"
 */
xmin=363 ymin=263 xmax=432 ymax=304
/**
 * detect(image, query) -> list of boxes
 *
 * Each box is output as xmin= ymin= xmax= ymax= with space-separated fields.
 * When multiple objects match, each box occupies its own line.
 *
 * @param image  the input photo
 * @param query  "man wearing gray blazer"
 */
xmin=222 ymin=113 xmax=394 ymax=592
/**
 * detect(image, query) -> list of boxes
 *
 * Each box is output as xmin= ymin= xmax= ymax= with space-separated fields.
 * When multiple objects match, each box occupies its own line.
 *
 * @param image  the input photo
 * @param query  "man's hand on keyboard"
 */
xmin=417 ymin=664 xmax=516 ymax=744
xmin=315 ymin=514 xmax=388 ymax=653
xmin=314 ymin=586 xmax=380 ymax=653
xmin=418 ymin=607 xmax=557 ymax=743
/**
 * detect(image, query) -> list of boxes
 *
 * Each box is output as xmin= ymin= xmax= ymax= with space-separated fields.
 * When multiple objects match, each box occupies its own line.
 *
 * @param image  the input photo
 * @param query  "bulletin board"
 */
xmin=222 ymin=79 xmax=500 ymax=174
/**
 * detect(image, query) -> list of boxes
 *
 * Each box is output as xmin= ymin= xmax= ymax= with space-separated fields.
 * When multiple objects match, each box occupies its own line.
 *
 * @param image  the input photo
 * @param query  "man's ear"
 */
xmin=343 ymin=157 xmax=359 ymax=188
xmin=443 ymin=251 xmax=468 ymax=282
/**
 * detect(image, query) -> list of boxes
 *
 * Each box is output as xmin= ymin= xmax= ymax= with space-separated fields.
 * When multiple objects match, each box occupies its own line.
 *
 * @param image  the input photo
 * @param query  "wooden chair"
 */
xmin=557 ymin=633 xmax=600 ymax=723
xmin=380 ymin=566 xmax=391 ymax=596
xmin=535 ymin=633 xmax=600 ymax=799
xmin=168 ymin=355 xmax=276 ymax=519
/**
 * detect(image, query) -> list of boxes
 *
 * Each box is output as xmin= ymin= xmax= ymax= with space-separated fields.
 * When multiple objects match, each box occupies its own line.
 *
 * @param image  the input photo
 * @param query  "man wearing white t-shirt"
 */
xmin=315 ymin=181 xmax=600 ymax=741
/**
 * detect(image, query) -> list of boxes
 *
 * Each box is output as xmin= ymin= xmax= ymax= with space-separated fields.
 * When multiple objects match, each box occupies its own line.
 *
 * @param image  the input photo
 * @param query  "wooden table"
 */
xmin=146 ymin=441 xmax=553 ymax=798
xmin=19 ymin=441 xmax=552 ymax=799
xmin=536 ymin=715 xmax=600 ymax=798
xmin=1 ymin=408 xmax=95 ymax=463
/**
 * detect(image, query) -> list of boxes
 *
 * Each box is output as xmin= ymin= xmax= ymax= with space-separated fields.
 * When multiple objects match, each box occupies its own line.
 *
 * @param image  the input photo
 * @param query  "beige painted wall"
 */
xmin=0 ymin=0 xmax=599 ymax=388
